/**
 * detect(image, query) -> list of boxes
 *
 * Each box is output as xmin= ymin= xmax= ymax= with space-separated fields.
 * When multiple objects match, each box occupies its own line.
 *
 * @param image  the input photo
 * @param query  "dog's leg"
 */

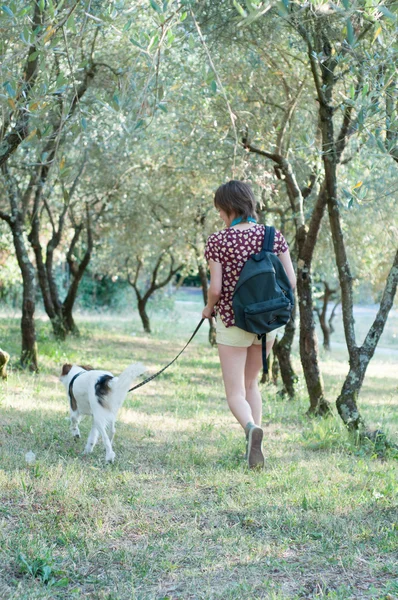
xmin=109 ymin=418 xmax=116 ymax=444
xmin=95 ymin=421 xmax=115 ymax=463
xmin=83 ymin=423 xmax=99 ymax=455
xmin=70 ymin=411 xmax=82 ymax=439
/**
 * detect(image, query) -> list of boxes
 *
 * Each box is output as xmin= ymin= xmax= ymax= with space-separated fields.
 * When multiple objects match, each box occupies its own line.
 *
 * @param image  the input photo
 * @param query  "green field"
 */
xmin=0 ymin=297 xmax=397 ymax=600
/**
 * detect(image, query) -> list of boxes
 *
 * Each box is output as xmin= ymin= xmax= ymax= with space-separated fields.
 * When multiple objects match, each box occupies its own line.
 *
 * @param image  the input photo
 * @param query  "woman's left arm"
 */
xmin=279 ymin=249 xmax=297 ymax=290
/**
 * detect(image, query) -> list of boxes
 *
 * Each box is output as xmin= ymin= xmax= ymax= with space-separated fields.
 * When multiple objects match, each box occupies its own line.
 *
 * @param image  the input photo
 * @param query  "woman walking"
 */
xmin=202 ymin=181 xmax=296 ymax=468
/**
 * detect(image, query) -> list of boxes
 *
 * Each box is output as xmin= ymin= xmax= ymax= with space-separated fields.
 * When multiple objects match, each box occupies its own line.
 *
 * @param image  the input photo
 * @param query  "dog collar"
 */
xmin=69 ymin=371 xmax=85 ymax=411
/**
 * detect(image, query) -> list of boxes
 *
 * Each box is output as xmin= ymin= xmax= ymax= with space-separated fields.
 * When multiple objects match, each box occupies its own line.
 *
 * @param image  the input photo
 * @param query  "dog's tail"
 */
xmin=111 ymin=362 xmax=146 ymax=407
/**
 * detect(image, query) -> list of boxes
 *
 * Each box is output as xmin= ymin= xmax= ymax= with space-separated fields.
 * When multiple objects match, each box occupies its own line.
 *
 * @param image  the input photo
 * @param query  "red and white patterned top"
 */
xmin=204 ymin=224 xmax=288 ymax=327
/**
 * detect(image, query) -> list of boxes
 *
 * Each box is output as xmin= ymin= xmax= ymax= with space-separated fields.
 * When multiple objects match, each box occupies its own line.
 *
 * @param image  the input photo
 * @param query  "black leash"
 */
xmin=128 ymin=318 xmax=205 ymax=393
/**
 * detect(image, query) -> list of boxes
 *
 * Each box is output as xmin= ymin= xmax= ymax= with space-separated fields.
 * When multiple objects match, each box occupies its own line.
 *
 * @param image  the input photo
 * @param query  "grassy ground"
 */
xmin=0 ymin=296 xmax=397 ymax=600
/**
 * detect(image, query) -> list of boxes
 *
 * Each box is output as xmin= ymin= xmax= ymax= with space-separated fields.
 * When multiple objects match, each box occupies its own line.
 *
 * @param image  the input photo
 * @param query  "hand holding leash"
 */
xmin=128 ymin=319 xmax=205 ymax=393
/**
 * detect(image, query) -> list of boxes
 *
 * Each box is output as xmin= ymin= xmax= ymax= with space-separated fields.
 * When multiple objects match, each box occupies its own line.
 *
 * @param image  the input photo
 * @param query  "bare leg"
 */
xmin=84 ymin=424 xmax=99 ymax=454
xmin=244 ymin=345 xmax=263 ymax=425
xmin=217 ymin=344 xmax=253 ymax=429
xmin=245 ymin=340 xmax=275 ymax=425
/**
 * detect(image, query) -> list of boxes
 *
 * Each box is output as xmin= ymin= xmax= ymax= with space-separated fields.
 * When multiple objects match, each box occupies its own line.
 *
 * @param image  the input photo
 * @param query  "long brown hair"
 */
xmin=214 ymin=180 xmax=258 ymax=221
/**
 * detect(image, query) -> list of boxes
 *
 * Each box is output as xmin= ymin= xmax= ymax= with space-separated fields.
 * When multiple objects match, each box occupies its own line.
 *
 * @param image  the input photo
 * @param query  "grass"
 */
xmin=0 ymin=295 xmax=397 ymax=600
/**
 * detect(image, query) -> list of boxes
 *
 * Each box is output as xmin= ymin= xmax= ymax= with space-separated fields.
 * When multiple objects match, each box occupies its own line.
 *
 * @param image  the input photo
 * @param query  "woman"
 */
xmin=202 ymin=180 xmax=296 ymax=468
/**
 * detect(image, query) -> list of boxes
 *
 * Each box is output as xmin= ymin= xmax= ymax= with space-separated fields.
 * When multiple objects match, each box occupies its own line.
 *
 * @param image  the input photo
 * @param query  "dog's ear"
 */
xmin=80 ymin=364 xmax=94 ymax=371
xmin=61 ymin=363 xmax=73 ymax=376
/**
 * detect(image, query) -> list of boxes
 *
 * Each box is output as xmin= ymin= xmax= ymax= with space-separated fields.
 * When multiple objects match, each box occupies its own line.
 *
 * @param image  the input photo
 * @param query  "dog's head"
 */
xmin=59 ymin=363 xmax=95 ymax=382
xmin=60 ymin=363 xmax=73 ymax=378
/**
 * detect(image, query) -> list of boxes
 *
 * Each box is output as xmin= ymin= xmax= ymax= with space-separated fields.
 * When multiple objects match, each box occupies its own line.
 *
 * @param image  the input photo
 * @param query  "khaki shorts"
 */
xmin=216 ymin=317 xmax=280 ymax=347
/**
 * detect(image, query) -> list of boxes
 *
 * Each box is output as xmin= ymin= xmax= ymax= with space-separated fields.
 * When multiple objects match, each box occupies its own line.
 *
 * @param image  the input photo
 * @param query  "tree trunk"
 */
xmin=138 ymin=299 xmax=151 ymax=333
xmin=62 ymin=305 xmax=79 ymax=336
xmin=13 ymin=229 xmax=38 ymax=371
xmin=296 ymin=187 xmax=332 ymax=416
xmin=0 ymin=349 xmax=10 ymax=380
xmin=297 ymin=262 xmax=330 ymax=415
xmin=337 ymin=249 xmax=398 ymax=429
xmin=242 ymin=141 xmax=331 ymax=415
xmin=1 ymin=168 xmax=39 ymax=371
xmin=62 ymin=276 xmax=82 ymax=337
xmin=28 ymin=184 xmax=67 ymax=340
xmin=271 ymin=345 xmax=280 ymax=386
xmin=315 ymin=282 xmax=338 ymax=351
xmin=127 ymin=251 xmax=183 ymax=336
xmin=273 ymin=303 xmax=298 ymax=399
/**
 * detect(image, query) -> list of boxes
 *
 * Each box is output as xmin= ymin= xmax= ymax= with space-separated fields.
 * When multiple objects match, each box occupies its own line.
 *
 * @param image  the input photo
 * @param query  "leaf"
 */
xmin=232 ymin=0 xmax=247 ymax=17
xmin=130 ymin=38 xmax=145 ymax=49
xmin=60 ymin=156 xmax=65 ymax=170
xmin=277 ymin=0 xmax=289 ymax=15
xmin=7 ymin=98 xmax=15 ymax=109
xmin=376 ymin=137 xmax=386 ymax=153
xmin=357 ymin=108 xmax=365 ymax=125
xmin=372 ymin=25 xmax=382 ymax=44
xmin=81 ymin=117 xmax=87 ymax=130
xmin=158 ymin=102 xmax=168 ymax=112
xmin=134 ymin=119 xmax=145 ymax=130
xmin=67 ymin=14 xmax=76 ymax=33
xmin=346 ymin=19 xmax=355 ymax=46
xmin=47 ymin=0 xmax=55 ymax=18
xmin=147 ymin=33 xmax=159 ymax=51
xmin=28 ymin=50 xmax=39 ymax=62
xmin=43 ymin=26 xmax=56 ymax=43
xmin=1 ymin=5 xmax=14 ymax=17
xmin=53 ymin=578 xmax=69 ymax=588
xmin=180 ymin=11 xmax=187 ymax=21
xmin=210 ymin=80 xmax=217 ymax=93
xmin=25 ymin=128 xmax=37 ymax=142
xmin=55 ymin=73 xmax=66 ymax=88
xmin=342 ymin=0 xmax=350 ymax=8
xmin=379 ymin=6 xmax=397 ymax=21
xmin=4 ymin=82 xmax=16 ymax=98
xmin=352 ymin=181 xmax=363 ymax=190
xmin=149 ymin=0 xmax=162 ymax=13
xmin=22 ymin=26 xmax=31 ymax=44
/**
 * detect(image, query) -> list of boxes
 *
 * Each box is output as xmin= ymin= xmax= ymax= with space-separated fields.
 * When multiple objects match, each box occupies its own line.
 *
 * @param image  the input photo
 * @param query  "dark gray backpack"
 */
xmin=232 ymin=226 xmax=294 ymax=372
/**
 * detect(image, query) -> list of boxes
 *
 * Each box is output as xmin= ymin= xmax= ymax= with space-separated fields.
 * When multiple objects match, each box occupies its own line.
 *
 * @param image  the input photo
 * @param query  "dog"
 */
xmin=60 ymin=362 xmax=146 ymax=463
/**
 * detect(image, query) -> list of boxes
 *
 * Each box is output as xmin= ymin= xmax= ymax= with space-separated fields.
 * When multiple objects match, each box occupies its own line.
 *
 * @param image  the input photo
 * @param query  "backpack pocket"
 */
xmin=244 ymin=297 xmax=292 ymax=335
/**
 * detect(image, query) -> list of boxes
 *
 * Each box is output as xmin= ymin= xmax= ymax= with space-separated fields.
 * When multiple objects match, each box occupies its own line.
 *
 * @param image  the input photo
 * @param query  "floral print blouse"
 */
xmin=204 ymin=224 xmax=288 ymax=327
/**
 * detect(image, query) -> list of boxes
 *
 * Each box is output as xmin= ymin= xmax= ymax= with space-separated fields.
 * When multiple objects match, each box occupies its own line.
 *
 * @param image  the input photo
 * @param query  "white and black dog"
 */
xmin=60 ymin=362 xmax=146 ymax=463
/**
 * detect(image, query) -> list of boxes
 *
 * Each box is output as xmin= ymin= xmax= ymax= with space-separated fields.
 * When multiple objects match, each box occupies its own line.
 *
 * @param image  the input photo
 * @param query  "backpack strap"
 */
xmin=263 ymin=226 xmax=275 ymax=253
xmin=261 ymin=334 xmax=268 ymax=375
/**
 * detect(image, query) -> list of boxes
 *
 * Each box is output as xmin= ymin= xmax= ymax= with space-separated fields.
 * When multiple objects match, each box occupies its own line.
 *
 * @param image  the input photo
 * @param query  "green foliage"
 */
xmin=76 ymin=271 xmax=131 ymax=311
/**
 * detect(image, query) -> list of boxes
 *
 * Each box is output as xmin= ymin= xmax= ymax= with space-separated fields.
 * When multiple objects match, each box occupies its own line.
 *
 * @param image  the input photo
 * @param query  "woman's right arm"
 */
xmin=202 ymin=259 xmax=222 ymax=319
xmin=279 ymin=249 xmax=296 ymax=290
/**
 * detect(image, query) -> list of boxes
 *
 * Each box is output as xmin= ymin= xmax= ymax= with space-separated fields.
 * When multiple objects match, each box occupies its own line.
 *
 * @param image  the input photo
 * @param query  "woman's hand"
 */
xmin=202 ymin=305 xmax=214 ymax=319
